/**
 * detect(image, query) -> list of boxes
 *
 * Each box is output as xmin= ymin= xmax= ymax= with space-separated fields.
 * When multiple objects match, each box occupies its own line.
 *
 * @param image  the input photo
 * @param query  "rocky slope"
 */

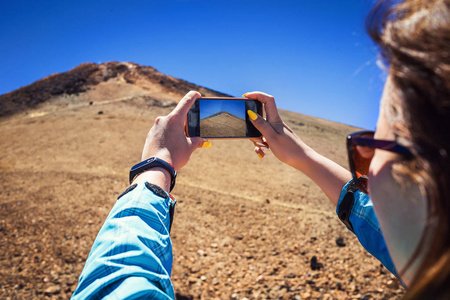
xmin=0 ymin=62 xmax=404 ymax=299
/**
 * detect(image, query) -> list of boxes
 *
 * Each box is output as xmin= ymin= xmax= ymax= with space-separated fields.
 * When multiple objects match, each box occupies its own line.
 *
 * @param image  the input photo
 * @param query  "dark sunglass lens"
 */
xmin=352 ymin=144 xmax=374 ymax=176
xmin=350 ymin=132 xmax=375 ymax=194
xmin=348 ymin=131 xmax=376 ymax=194
xmin=351 ymin=132 xmax=375 ymax=176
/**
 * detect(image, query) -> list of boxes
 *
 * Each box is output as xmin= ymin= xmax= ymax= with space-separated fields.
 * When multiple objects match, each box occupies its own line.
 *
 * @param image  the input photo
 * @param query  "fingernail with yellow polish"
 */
xmin=257 ymin=153 xmax=263 ymax=159
xmin=202 ymin=141 xmax=212 ymax=148
xmin=242 ymin=93 xmax=248 ymax=98
xmin=247 ymin=110 xmax=258 ymax=121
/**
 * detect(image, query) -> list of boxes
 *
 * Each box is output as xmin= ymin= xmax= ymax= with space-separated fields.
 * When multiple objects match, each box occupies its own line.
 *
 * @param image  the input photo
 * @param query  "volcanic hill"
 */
xmin=0 ymin=61 xmax=229 ymax=119
xmin=0 ymin=62 xmax=404 ymax=299
xmin=200 ymin=111 xmax=246 ymax=137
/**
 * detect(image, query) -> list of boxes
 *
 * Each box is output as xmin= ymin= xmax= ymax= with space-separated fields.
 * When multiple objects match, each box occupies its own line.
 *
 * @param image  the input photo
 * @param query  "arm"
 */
xmin=244 ymin=92 xmax=397 ymax=277
xmin=72 ymin=91 xmax=209 ymax=299
xmin=244 ymin=91 xmax=351 ymax=205
xmin=71 ymin=182 xmax=176 ymax=299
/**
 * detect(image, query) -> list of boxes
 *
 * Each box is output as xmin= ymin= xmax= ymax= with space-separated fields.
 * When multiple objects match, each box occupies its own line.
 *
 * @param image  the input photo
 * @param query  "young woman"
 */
xmin=246 ymin=0 xmax=450 ymax=298
xmin=72 ymin=0 xmax=449 ymax=299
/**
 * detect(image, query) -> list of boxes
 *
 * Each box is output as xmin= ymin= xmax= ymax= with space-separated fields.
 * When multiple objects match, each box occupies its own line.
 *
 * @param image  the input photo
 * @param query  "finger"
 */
xmin=258 ymin=144 xmax=270 ymax=151
xmin=255 ymin=146 xmax=265 ymax=159
xmin=189 ymin=137 xmax=212 ymax=150
xmin=251 ymin=139 xmax=270 ymax=150
xmin=247 ymin=110 xmax=277 ymax=141
xmin=250 ymin=137 xmax=265 ymax=144
xmin=244 ymin=91 xmax=282 ymax=123
xmin=171 ymin=91 xmax=202 ymax=119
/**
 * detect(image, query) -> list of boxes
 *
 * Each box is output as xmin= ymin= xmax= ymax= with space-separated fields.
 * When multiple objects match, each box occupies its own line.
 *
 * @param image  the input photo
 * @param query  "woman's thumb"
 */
xmin=190 ymin=137 xmax=212 ymax=150
xmin=247 ymin=110 xmax=275 ymax=139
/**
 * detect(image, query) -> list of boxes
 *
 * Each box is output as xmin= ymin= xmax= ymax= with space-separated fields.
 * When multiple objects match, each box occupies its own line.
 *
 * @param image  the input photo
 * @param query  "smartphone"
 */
xmin=186 ymin=97 xmax=263 ymax=138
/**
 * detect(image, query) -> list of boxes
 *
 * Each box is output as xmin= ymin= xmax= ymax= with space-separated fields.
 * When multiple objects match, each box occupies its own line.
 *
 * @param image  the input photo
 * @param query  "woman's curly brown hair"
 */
xmin=367 ymin=0 xmax=450 ymax=299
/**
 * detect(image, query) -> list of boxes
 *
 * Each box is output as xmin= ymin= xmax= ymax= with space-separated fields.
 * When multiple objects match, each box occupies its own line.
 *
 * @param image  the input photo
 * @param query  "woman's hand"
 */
xmin=244 ymin=91 xmax=351 ymax=205
xmin=141 ymin=91 xmax=210 ymax=171
xmin=244 ymin=91 xmax=309 ymax=168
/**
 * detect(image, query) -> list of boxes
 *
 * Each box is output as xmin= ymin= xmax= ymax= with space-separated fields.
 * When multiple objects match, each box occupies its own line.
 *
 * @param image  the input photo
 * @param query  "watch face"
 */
xmin=130 ymin=157 xmax=177 ymax=191
xmin=132 ymin=158 xmax=154 ymax=171
xmin=145 ymin=157 xmax=156 ymax=164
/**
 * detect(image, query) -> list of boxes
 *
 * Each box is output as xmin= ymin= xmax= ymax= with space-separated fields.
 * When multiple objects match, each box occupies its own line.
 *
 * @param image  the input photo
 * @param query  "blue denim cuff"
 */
xmin=336 ymin=179 xmax=398 ymax=277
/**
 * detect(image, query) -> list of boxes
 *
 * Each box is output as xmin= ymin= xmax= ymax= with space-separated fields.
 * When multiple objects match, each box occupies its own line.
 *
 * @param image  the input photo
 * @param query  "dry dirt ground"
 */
xmin=0 ymin=97 xmax=405 ymax=299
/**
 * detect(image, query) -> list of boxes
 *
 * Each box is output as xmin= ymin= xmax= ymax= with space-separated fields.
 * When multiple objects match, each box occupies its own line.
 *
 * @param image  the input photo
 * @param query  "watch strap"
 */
xmin=129 ymin=157 xmax=177 ymax=192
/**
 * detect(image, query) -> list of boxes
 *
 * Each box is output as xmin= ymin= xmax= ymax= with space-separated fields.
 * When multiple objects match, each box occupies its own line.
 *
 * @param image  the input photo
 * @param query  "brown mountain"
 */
xmin=0 ymin=62 xmax=404 ymax=299
xmin=0 ymin=61 xmax=230 ymax=118
xmin=200 ymin=111 xmax=246 ymax=137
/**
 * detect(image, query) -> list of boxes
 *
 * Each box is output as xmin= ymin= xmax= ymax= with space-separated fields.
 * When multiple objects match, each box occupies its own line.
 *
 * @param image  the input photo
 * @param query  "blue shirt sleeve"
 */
xmin=71 ymin=182 xmax=176 ymax=300
xmin=336 ymin=180 xmax=398 ymax=277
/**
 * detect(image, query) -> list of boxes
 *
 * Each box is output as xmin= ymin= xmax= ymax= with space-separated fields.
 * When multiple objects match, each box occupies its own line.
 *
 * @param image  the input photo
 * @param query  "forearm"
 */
xmin=291 ymin=142 xmax=352 ymax=206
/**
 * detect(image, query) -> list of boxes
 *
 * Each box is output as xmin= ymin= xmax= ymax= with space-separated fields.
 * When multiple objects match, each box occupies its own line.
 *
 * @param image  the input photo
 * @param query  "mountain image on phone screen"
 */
xmin=200 ymin=99 xmax=246 ymax=137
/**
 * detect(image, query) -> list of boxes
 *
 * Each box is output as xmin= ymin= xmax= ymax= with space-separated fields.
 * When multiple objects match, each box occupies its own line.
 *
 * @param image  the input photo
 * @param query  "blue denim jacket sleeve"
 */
xmin=336 ymin=180 xmax=398 ymax=277
xmin=71 ymin=182 xmax=175 ymax=300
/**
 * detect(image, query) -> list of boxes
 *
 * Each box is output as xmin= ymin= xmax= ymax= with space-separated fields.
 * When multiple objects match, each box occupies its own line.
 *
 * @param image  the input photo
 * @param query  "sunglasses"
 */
xmin=346 ymin=130 xmax=413 ymax=194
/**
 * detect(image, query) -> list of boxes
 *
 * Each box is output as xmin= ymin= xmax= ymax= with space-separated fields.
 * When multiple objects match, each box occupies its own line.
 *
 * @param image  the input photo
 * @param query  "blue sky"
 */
xmin=0 ymin=0 xmax=384 ymax=129
xmin=200 ymin=99 xmax=244 ymax=120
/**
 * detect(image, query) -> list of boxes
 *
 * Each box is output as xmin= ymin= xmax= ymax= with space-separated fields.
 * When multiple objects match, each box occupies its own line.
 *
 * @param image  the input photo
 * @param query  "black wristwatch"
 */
xmin=129 ymin=157 xmax=177 ymax=192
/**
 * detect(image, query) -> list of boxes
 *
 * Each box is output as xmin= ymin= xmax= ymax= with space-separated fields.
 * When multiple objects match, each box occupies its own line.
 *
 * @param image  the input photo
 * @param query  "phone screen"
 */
xmin=187 ymin=98 xmax=262 ymax=138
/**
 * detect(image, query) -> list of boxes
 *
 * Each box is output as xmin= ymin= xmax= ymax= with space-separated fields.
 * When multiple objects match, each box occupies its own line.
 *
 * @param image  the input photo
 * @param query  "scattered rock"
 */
xmin=187 ymin=276 xmax=197 ymax=284
xmin=44 ymin=285 xmax=60 ymax=295
xmin=175 ymin=293 xmax=193 ymax=300
xmin=257 ymin=275 xmax=265 ymax=283
xmin=310 ymin=256 xmax=323 ymax=271
xmin=300 ymin=292 xmax=311 ymax=299
xmin=335 ymin=237 xmax=346 ymax=247
xmin=306 ymin=279 xmax=315 ymax=285
xmin=386 ymin=280 xmax=398 ymax=288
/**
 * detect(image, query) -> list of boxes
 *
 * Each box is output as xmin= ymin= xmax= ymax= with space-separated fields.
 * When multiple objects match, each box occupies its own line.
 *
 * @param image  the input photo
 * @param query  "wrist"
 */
xmin=130 ymin=157 xmax=177 ymax=192
xmin=141 ymin=150 xmax=173 ymax=167
xmin=131 ymin=168 xmax=171 ymax=192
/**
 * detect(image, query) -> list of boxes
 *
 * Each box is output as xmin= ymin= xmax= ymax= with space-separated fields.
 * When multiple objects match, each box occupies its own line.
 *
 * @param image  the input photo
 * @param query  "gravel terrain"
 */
xmin=0 ymin=62 xmax=405 ymax=299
